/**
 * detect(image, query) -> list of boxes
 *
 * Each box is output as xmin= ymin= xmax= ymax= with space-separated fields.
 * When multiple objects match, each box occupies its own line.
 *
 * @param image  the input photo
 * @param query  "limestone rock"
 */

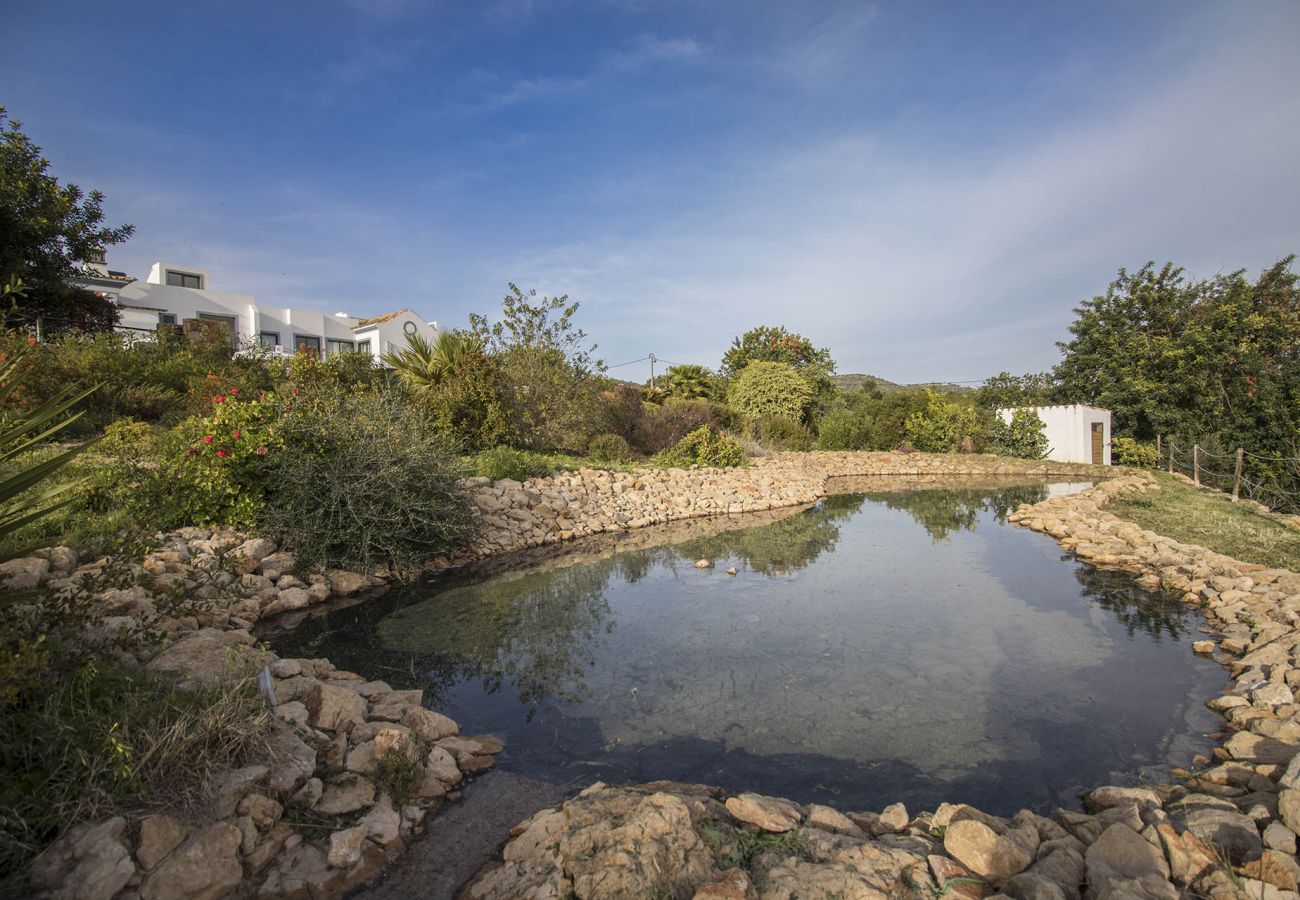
xmin=725 ymin=792 xmax=803 ymax=832
xmin=876 ymin=802 xmax=909 ymax=833
xmin=425 ymin=745 xmax=462 ymax=785
xmin=140 ymin=821 xmax=242 ymax=900
xmin=147 ymin=628 xmax=268 ymax=686
xmin=692 ymin=868 xmax=756 ymax=899
xmin=265 ymin=721 xmax=317 ymax=798
xmin=136 ymin=814 xmax=189 ymax=872
xmin=29 ymin=817 xmax=135 ymax=900
xmin=806 ymin=803 xmax=863 ymax=836
xmin=0 ymin=555 xmax=50 ymax=589
xmin=400 ymin=707 xmax=462 ymax=743
xmin=1084 ymin=824 xmax=1171 ymax=900
xmin=303 ymin=681 xmax=367 ymax=732
xmin=327 ymin=826 xmax=367 ymax=868
xmin=316 ymin=777 xmax=377 ymax=815
xmin=944 ymin=818 xmax=1032 ymax=882
xmin=326 ymin=569 xmax=371 ymax=595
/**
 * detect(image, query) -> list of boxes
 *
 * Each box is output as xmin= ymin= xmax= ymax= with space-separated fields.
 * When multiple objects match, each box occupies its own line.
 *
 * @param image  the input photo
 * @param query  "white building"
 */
xmin=76 ymin=257 xmax=439 ymax=362
xmin=998 ymin=404 xmax=1112 ymax=465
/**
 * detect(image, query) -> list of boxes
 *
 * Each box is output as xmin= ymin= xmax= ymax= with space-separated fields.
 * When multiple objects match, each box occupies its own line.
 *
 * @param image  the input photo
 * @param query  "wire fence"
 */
xmin=1157 ymin=436 xmax=1300 ymax=514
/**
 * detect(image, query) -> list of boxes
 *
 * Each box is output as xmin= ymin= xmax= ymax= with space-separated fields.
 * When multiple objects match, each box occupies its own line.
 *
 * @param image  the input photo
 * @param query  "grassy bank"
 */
xmin=1107 ymin=473 xmax=1300 ymax=571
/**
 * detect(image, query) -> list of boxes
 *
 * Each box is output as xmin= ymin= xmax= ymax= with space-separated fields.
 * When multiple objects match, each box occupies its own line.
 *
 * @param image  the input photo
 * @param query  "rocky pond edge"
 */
xmin=12 ymin=451 xmax=1299 ymax=899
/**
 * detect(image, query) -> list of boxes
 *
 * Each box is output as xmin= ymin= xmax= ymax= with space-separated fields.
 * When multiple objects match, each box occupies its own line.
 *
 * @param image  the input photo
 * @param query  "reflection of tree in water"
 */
xmin=673 ymin=494 xmax=864 ymax=575
xmin=376 ymin=560 xmax=620 ymax=714
xmin=1075 ymin=565 xmax=1193 ymax=642
xmin=864 ymin=484 xmax=1050 ymax=542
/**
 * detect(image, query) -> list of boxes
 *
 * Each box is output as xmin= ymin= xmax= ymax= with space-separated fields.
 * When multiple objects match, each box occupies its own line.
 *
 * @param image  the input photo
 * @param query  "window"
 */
xmin=158 ymin=313 xmax=177 ymax=325
xmin=259 ymin=331 xmax=280 ymax=350
xmin=326 ymin=339 xmax=355 ymax=355
xmin=357 ymin=339 xmax=372 ymax=355
xmin=198 ymin=312 xmax=237 ymax=339
xmin=294 ymin=334 xmax=322 ymax=354
xmin=165 ymin=270 xmax=203 ymax=289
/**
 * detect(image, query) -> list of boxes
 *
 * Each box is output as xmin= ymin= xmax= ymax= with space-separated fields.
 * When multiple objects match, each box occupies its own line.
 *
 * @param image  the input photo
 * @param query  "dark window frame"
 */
xmin=165 ymin=270 xmax=203 ymax=289
xmin=259 ymin=331 xmax=281 ymax=349
xmin=293 ymin=334 xmax=322 ymax=354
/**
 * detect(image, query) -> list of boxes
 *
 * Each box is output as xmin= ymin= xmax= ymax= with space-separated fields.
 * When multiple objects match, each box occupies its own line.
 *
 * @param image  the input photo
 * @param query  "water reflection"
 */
xmin=270 ymin=480 xmax=1222 ymax=814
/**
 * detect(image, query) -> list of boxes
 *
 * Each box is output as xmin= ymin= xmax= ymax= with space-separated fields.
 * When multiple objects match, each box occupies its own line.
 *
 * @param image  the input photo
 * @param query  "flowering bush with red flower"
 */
xmin=163 ymin=388 xmax=288 ymax=527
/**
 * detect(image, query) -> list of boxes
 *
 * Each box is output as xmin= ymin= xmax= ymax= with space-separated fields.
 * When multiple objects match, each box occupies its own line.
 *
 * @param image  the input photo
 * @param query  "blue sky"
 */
xmin=5 ymin=1 xmax=1299 ymax=384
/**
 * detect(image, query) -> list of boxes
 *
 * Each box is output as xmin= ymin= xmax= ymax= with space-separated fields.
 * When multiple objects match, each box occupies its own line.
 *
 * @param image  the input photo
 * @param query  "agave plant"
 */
xmin=382 ymin=330 xmax=480 ymax=396
xmin=0 ymin=340 xmax=99 ymax=556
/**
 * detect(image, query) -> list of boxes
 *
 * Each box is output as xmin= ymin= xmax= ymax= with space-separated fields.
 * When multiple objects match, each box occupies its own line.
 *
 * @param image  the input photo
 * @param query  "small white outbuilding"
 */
xmin=998 ymin=404 xmax=1112 ymax=465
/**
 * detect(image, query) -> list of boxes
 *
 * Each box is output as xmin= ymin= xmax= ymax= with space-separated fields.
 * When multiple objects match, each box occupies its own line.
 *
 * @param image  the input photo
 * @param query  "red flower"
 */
xmin=232 ymin=431 xmax=241 ymax=440
xmin=216 ymin=449 xmax=228 ymax=458
xmin=230 ymin=388 xmax=240 ymax=395
xmin=26 ymin=336 xmax=36 ymax=345
xmin=291 ymin=386 xmax=301 ymax=395
xmin=214 ymin=395 xmax=227 ymax=404
xmin=202 ymin=435 xmax=214 ymax=444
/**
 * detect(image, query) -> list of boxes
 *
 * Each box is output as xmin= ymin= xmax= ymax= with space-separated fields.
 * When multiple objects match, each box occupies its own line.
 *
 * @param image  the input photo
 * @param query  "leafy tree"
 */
xmin=727 ymin=360 xmax=814 ymax=422
xmin=815 ymin=408 xmax=871 ymax=451
xmin=720 ymin=325 xmax=836 ymax=413
xmin=857 ymin=388 xmax=930 ymax=451
xmin=974 ymin=371 xmax=1055 ymax=409
xmin=903 ymin=390 xmax=985 ymax=453
xmin=468 ymin=284 xmax=604 ymax=451
xmin=987 ymin=408 xmax=1048 ymax=459
xmin=661 ymin=363 xmax=720 ymax=401
xmin=0 ymin=108 xmax=133 ymax=333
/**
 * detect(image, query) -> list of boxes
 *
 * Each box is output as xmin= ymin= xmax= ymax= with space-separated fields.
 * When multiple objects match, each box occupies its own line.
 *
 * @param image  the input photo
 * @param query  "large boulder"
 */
xmin=1084 ymin=823 xmax=1174 ymax=900
xmin=140 ymin=821 xmax=243 ymax=900
xmin=943 ymin=818 xmax=1032 ymax=882
xmin=725 ymin=792 xmax=803 ymax=833
xmin=29 ymin=817 xmax=135 ymax=900
xmin=146 ymin=628 xmax=269 ymax=686
xmin=303 ymin=681 xmax=367 ymax=732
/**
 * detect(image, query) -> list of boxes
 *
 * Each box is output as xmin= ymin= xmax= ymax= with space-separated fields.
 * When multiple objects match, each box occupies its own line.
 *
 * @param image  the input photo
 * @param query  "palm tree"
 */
xmin=662 ymin=364 xmax=720 ymax=401
xmin=383 ymin=331 xmax=479 ymax=396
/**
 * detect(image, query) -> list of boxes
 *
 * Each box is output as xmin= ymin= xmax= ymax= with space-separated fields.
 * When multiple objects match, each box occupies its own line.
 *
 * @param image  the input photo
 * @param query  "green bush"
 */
xmin=423 ymin=350 xmax=511 ymax=452
xmin=903 ymin=390 xmax=985 ymax=453
xmin=1112 ymin=436 xmax=1158 ymax=467
xmin=816 ymin=409 xmax=871 ymax=451
xmin=260 ymin=392 xmax=477 ymax=572
xmin=588 ymin=433 xmax=633 ymax=463
xmin=654 ymin=426 xmax=748 ymax=469
xmin=755 ymin=415 xmax=813 ymax=451
xmin=987 ymin=408 xmax=1049 ymax=459
xmin=727 ymin=361 xmax=814 ymax=423
xmin=640 ymin=399 xmax=730 ymax=454
xmin=467 ymin=446 xmax=560 ymax=482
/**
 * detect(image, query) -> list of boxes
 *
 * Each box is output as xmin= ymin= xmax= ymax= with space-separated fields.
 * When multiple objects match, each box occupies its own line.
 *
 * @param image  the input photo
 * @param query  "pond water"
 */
xmin=270 ymin=479 xmax=1225 ymax=815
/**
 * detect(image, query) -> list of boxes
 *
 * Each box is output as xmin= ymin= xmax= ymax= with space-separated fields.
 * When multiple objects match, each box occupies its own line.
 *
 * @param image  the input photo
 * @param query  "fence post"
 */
xmin=1156 ymin=434 xmax=1162 ymax=462
xmin=1193 ymin=444 xmax=1200 ymax=486
xmin=1232 ymin=448 xmax=1244 ymax=502
xmin=1168 ymin=440 xmax=1175 ymax=475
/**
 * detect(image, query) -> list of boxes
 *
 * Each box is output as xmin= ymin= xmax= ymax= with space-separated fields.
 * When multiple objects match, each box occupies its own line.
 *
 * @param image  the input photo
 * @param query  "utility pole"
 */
xmin=648 ymin=353 xmax=657 ymax=392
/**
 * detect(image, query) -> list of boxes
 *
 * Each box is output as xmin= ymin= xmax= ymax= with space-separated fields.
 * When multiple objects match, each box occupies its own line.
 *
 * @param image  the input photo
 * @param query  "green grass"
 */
xmin=1106 ymin=472 xmax=1300 ymax=570
xmin=460 ymin=446 xmax=638 ymax=482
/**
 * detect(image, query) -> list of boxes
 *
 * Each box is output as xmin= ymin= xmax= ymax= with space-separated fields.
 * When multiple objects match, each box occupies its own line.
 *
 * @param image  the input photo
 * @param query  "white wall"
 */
xmin=999 ymin=405 xmax=1111 ymax=465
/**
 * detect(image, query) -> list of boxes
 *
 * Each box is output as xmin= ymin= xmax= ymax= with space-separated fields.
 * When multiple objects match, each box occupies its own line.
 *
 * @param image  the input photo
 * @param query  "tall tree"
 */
xmin=0 ymin=108 xmax=133 ymax=332
xmin=720 ymin=325 xmax=836 ymax=416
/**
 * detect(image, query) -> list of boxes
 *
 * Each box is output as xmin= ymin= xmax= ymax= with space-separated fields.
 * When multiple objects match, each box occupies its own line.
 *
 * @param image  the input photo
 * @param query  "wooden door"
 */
xmin=1091 ymin=422 xmax=1104 ymax=465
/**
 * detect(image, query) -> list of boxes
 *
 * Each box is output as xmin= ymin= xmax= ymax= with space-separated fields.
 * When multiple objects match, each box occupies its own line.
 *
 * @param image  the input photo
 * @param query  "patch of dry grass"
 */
xmin=1107 ymin=473 xmax=1300 ymax=571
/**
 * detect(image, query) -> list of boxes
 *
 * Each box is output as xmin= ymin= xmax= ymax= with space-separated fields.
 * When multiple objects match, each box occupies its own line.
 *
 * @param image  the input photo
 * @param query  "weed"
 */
xmin=374 ymin=736 xmax=429 ymax=808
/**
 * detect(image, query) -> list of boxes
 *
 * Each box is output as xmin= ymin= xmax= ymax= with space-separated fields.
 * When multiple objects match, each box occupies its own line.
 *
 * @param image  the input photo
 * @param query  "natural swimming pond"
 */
xmin=270 ymin=478 xmax=1224 ymax=816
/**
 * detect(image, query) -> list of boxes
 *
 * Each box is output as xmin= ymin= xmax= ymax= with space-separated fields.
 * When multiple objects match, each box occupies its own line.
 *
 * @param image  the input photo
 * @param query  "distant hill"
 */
xmin=833 ymin=373 xmax=969 ymax=394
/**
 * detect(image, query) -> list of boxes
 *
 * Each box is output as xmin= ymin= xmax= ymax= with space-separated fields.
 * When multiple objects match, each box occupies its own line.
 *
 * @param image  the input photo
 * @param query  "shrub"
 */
xmin=467 ymin=446 xmax=559 ymax=482
xmin=423 ymin=351 xmax=511 ymax=452
xmin=661 ymin=364 xmax=721 ymax=401
xmin=639 ymin=399 xmax=729 ymax=454
xmin=988 ymin=408 xmax=1049 ymax=459
xmin=654 ymin=426 xmax=748 ymax=469
xmin=860 ymin=389 xmax=930 ymax=450
xmin=260 ymin=392 xmax=477 ymax=572
xmin=1112 ymin=435 xmax=1158 ymax=467
xmin=816 ymin=409 xmax=871 ymax=451
xmin=903 ymin=391 xmax=984 ymax=453
xmin=727 ymin=361 xmax=814 ymax=423
xmin=158 ymin=388 xmax=285 ymax=529
xmin=755 ymin=415 xmax=813 ymax=451
xmin=588 ymin=433 xmax=633 ymax=463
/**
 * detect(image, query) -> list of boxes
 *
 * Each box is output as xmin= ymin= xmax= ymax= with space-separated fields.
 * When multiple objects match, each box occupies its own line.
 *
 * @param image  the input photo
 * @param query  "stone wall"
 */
xmin=463 ymin=451 xmax=1110 ymax=558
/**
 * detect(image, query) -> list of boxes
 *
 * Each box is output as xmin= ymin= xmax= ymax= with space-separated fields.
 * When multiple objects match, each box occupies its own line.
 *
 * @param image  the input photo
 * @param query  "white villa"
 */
xmin=998 ymin=404 xmax=1112 ymax=465
xmin=76 ymin=255 xmax=439 ymax=362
